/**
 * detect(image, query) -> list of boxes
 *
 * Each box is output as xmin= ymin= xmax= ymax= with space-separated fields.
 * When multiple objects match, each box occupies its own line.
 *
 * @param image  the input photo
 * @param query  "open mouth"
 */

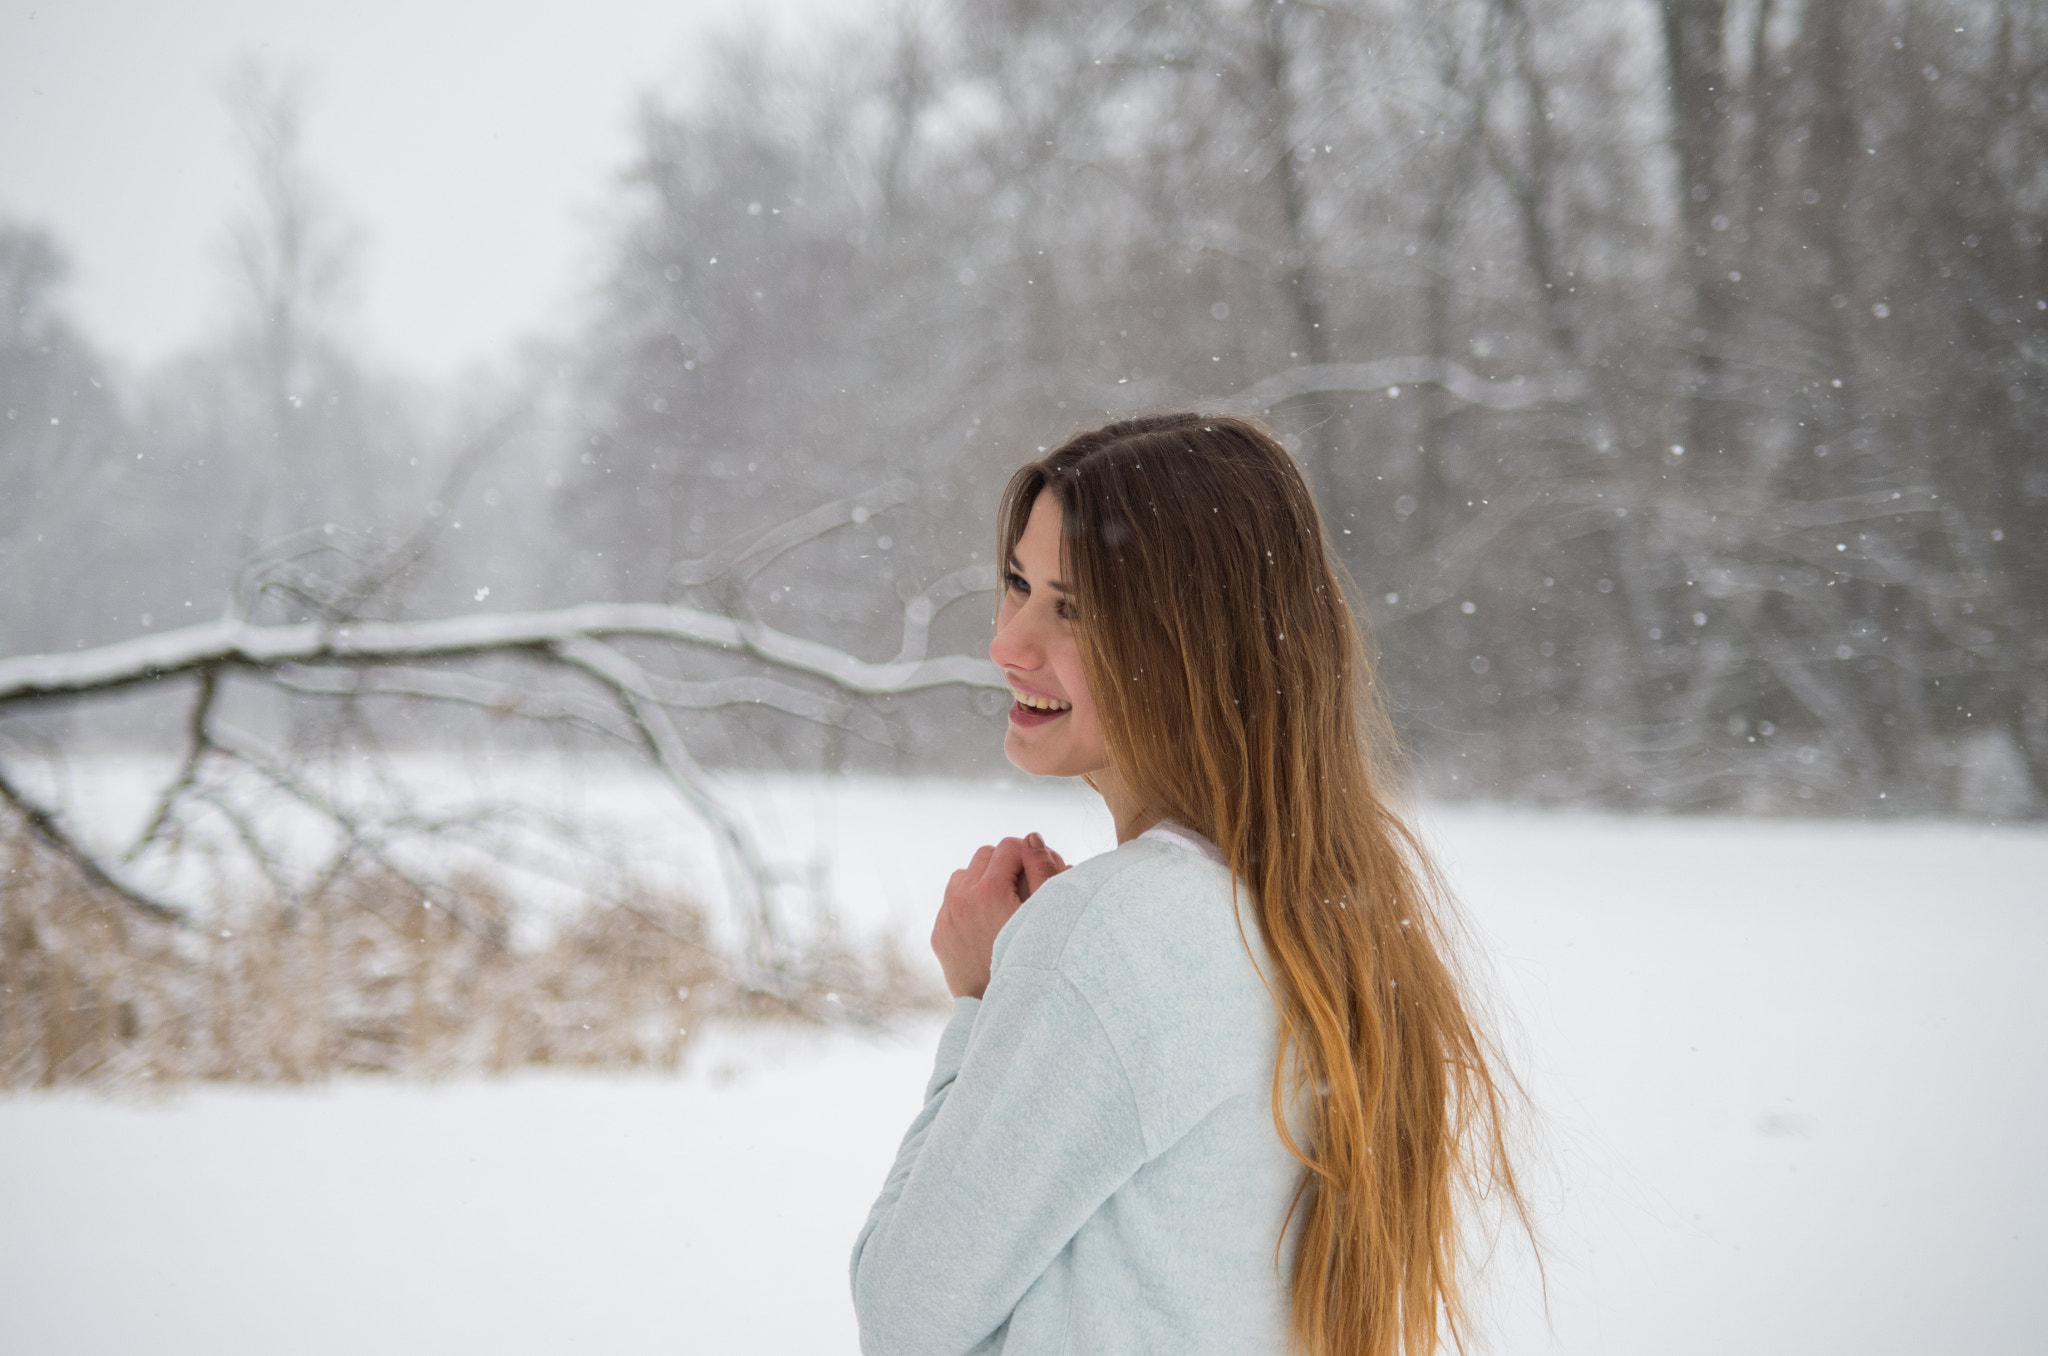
xmin=1008 ymin=686 xmax=1071 ymax=727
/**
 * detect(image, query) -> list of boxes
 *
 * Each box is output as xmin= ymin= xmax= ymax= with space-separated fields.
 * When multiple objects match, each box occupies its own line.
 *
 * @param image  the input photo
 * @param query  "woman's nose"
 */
xmin=989 ymin=607 xmax=1038 ymax=670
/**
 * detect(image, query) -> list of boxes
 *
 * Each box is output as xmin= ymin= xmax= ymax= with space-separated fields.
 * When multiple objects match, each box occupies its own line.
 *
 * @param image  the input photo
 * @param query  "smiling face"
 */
xmin=990 ymin=491 xmax=1111 ymax=779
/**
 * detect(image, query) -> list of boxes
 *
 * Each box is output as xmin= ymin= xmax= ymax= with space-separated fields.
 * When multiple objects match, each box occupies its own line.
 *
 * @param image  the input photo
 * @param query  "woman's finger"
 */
xmin=1020 ymin=841 xmax=1065 ymax=895
xmin=983 ymin=837 xmax=1027 ymax=896
xmin=954 ymin=845 xmax=995 ymax=898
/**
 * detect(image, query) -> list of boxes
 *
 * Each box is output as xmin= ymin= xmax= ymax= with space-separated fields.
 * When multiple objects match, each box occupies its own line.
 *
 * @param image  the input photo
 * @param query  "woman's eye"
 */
xmin=1003 ymin=571 xmax=1028 ymax=595
xmin=1054 ymin=600 xmax=1076 ymax=622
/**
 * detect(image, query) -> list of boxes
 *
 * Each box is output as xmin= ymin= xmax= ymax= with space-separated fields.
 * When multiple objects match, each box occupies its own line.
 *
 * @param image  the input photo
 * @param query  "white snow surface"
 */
xmin=2 ymin=770 xmax=2045 ymax=1355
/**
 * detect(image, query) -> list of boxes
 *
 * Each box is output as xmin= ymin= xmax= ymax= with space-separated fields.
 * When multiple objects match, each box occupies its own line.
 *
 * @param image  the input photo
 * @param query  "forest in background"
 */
xmin=4 ymin=0 xmax=2045 ymax=819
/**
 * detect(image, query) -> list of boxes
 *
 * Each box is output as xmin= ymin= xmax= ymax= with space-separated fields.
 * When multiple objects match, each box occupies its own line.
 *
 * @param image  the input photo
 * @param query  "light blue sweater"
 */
xmin=851 ymin=824 xmax=1303 ymax=1355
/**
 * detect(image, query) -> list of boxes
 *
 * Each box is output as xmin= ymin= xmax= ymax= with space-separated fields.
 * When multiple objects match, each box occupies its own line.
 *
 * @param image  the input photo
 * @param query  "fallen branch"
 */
xmin=0 ymin=600 xmax=1005 ymax=706
xmin=0 ymin=484 xmax=1002 ymax=964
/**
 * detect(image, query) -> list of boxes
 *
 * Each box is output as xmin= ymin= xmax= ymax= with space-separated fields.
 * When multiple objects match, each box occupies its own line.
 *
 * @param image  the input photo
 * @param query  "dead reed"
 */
xmin=0 ymin=817 xmax=943 ymax=1090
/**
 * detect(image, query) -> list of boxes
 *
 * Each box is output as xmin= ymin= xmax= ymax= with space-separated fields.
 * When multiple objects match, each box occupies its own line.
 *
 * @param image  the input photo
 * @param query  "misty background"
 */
xmin=6 ymin=0 xmax=2044 ymax=820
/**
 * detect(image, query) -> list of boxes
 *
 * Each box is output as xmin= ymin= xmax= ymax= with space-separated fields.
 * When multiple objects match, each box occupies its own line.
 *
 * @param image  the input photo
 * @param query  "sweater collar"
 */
xmin=1136 ymin=820 xmax=1225 ymax=865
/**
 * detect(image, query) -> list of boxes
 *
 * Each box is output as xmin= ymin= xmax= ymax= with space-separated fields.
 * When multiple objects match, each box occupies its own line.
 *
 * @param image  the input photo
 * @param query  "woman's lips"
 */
xmin=1005 ymin=681 xmax=1072 ymax=727
xmin=1008 ymin=699 xmax=1067 ymax=728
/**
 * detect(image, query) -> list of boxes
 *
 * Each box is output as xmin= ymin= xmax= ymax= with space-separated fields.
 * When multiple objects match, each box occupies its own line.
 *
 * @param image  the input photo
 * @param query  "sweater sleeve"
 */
xmin=849 ymin=965 xmax=1148 ymax=1356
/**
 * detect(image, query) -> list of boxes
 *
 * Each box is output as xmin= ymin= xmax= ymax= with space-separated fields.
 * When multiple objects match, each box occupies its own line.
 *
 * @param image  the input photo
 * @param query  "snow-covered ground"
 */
xmin=3 ymin=771 xmax=2045 ymax=1354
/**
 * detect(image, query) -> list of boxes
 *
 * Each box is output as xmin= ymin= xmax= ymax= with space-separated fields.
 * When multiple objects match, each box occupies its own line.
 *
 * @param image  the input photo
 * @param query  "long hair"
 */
xmin=999 ymin=413 xmax=1531 ymax=1356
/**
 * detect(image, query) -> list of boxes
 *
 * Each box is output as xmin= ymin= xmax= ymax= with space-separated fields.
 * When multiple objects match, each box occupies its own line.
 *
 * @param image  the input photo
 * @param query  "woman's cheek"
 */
xmin=1069 ymin=698 xmax=1107 ymax=765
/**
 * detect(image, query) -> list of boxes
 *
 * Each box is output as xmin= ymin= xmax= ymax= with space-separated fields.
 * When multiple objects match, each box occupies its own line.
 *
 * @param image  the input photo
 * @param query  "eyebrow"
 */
xmin=1006 ymin=554 xmax=1071 ymax=593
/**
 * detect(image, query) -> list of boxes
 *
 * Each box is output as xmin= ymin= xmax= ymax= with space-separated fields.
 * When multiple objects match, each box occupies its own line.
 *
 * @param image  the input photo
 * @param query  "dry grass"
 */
xmin=0 ymin=819 xmax=943 ymax=1090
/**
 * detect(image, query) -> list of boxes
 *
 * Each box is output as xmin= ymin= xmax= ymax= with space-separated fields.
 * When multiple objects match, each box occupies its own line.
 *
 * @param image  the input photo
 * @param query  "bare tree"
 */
xmin=0 ymin=224 xmax=130 ymax=657
xmin=218 ymin=60 xmax=367 ymax=548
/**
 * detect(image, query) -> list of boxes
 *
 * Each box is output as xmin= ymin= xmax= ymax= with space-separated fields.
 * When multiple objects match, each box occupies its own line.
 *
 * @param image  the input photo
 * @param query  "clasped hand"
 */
xmin=931 ymin=833 xmax=1067 ymax=999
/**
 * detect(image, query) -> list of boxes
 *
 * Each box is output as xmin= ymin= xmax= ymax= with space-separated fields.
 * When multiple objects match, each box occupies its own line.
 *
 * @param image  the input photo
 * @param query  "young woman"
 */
xmin=851 ymin=414 xmax=1527 ymax=1356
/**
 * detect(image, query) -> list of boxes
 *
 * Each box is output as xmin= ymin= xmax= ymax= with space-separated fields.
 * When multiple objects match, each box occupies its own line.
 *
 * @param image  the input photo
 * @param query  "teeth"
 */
xmin=1010 ymin=688 xmax=1072 ymax=712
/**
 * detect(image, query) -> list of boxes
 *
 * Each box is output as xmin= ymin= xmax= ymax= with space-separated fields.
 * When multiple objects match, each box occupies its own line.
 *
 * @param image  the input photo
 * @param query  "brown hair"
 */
xmin=999 ymin=413 xmax=1531 ymax=1356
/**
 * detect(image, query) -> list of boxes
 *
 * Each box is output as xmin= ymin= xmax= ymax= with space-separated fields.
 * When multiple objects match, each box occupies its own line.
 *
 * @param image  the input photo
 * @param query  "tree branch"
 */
xmin=670 ymin=480 xmax=915 ymax=589
xmin=202 ymin=723 xmax=509 ymax=949
xmin=546 ymin=636 xmax=789 ymax=957
xmin=0 ymin=756 xmax=191 ymax=926
xmin=127 ymin=666 xmax=220 ymax=862
xmin=0 ymin=599 xmax=1006 ymax=705
xmin=892 ymin=565 xmax=999 ymax=666
xmin=272 ymin=663 xmax=636 ymax=741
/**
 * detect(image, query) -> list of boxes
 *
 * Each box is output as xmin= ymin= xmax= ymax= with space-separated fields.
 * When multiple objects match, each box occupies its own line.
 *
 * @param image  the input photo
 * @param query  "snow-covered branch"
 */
xmin=0 ymin=598 xmax=1005 ymax=705
xmin=0 ymin=483 xmax=1004 ymax=956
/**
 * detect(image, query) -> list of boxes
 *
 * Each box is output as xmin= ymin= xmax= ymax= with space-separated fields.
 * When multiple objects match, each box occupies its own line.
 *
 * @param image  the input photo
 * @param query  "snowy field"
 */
xmin=2 ymin=769 xmax=2045 ymax=1355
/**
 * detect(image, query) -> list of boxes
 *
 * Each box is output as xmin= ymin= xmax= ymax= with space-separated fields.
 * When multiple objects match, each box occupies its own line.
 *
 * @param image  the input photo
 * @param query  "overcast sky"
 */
xmin=1 ymin=0 xmax=852 ymax=378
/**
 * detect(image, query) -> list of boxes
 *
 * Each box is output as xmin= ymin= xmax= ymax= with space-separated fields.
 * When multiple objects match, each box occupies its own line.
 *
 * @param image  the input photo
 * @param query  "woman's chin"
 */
xmin=1003 ymin=730 xmax=1047 ymax=775
xmin=1003 ymin=729 xmax=1071 ymax=778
